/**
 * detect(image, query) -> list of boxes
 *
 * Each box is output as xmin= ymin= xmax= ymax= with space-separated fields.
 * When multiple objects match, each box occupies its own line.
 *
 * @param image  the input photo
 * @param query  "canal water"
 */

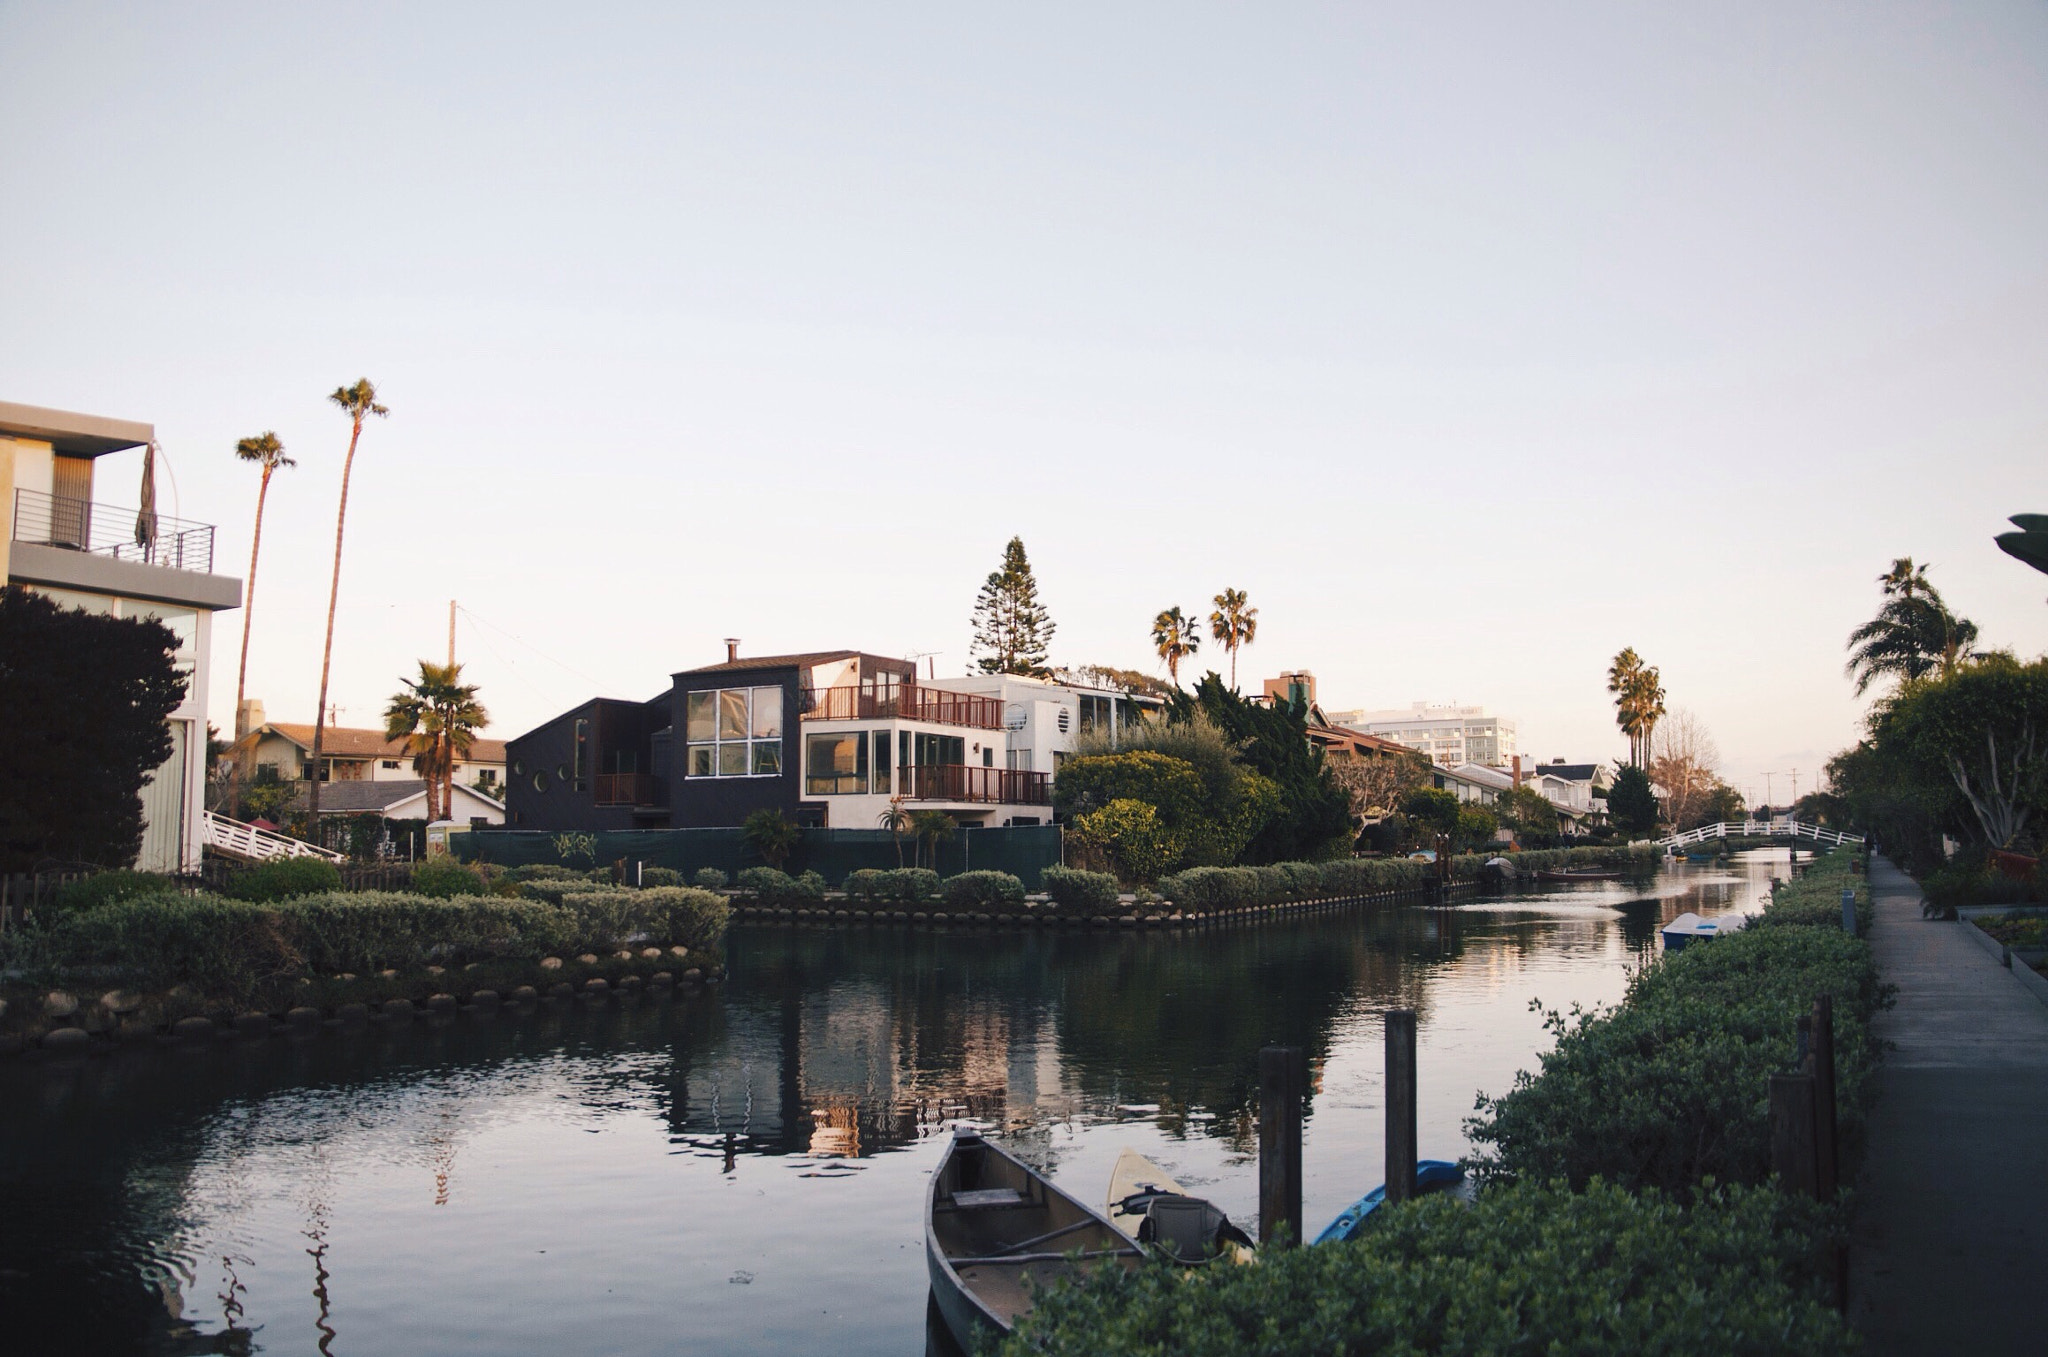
xmin=0 ymin=852 xmax=1794 ymax=1356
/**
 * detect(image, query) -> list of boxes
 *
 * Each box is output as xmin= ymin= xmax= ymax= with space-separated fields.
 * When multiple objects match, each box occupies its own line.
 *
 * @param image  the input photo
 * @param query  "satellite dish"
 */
xmin=1004 ymin=703 xmax=1027 ymax=731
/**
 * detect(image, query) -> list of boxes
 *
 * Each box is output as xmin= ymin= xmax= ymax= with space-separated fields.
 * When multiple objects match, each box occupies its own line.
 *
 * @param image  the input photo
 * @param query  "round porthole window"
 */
xmin=532 ymin=770 xmax=549 ymax=793
xmin=557 ymin=764 xmax=570 ymax=783
xmin=512 ymin=758 xmax=526 ymax=777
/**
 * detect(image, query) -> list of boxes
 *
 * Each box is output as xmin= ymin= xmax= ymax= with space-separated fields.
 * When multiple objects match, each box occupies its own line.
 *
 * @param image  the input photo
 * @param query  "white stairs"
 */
xmin=203 ymin=811 xmax=346 ymax=864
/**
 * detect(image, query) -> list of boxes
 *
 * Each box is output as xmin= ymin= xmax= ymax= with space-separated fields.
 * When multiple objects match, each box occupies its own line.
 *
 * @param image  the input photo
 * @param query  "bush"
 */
xmin=638 ymin=866 xmax=683 ymax=888
xmin=516 ymin=879 xmax=589 ymax=906
xmin=941 ymin=870 xmax=1027 ymax=912
xmin=1278 ymin=861 xmax=1324 ymax=897
xmin=50 ymin=869 xmax=177 ymax=913
xmin=734 ymin=867 xmax=825 ymax=907
xmin=281 ymin=892 xmax=578 ymax=975
xmin=843 ymin=867 xmax=939 ymax=905
xmin=224 ymin=856 xmax=343 ymax=903
xmin=410 ymin=856 xmax=492 ymax=898
xmin=507 ymin=863 xmax=584 ymax=883
xmin=1039 ymin=866 xmax=1119 ymax=915
xmin=1002 ymin=1178 xmax=1852 ymax=1357
xmin=1069 ymin=798 xmax=1182 ymax=883
xmin=693 ymin=867 xmax=728 ymax=890
xmin=557 ymin=887 xmax=730 ymax=953
xmin=1158 ymin=865 xmax=1263 ymax=911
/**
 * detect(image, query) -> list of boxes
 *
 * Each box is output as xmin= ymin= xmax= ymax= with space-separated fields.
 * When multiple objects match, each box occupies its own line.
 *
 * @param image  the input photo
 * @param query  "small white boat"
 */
xmin=1104 ymin=1147 xmax=1254 ymax=1265
xmin=1661 ymin=911 xmax=1748 ymax=951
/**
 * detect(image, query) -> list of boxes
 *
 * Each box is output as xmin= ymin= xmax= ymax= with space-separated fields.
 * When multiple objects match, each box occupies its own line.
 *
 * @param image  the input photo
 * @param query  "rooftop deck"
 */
xmin=12 ymin=488 xmax=215 ymax=575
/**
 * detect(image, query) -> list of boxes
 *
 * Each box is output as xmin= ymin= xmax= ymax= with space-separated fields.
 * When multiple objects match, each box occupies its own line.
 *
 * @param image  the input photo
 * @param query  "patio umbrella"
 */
xmin=135 ymin=440 xmax=159 ymax=560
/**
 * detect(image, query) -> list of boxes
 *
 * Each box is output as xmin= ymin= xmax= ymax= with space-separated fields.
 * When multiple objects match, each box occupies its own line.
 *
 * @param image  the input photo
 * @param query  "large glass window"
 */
xmin=685 ymin=685 xmax=785 ymax=778
xmin=806 ymin=732 xmax=869 ymax=795
xmin=871 ymin=730 xmax=892 ymax=794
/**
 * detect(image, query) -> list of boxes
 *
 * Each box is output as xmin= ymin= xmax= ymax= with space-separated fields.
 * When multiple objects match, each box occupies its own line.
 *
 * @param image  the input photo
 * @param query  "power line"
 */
xmin=455 ymin=605 xmax=625 ymax=697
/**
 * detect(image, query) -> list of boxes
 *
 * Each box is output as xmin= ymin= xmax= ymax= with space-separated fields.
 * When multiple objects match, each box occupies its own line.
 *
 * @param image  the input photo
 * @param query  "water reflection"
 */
xmin=0 ymin=853 xmax=1793 ymax=1356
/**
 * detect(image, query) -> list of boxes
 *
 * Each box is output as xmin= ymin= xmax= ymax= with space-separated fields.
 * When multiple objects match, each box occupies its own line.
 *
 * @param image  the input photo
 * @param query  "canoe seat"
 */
xmin=950 ymin=1188 xmax=1028 ymax=1210
xmin=1141 ymin=1196 xmax=1252 ymax=1265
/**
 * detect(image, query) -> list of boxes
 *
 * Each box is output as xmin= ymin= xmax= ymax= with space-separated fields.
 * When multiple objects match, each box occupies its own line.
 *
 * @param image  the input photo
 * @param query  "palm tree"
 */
xmin=1629 ymin=667 xmax=1667 ymax=767
xmin=879 ymin=798 xmax=912 ymax=867
xmin=308 ymin=379 xmax=388 ymax=821
xmin=1845 ymin=559 xmax=1979 ymax=695
xmin=1208 ymin=588 xmax=1258 ymax=690
xmin=383 ymin=660 xmax=488 ymax=822
xmin=231 ymin=432 xmax=294 ymax=743
xmin=910 ymin=809 xmax=956 ymax=870
xmin=1607 ymin=648 xmax=1662 ymax=766
xmin=1150 ymin=606 xmax=1201 ymax=687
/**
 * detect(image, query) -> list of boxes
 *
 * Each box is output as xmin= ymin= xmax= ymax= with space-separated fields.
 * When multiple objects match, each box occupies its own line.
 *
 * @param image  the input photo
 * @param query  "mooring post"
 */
xmin=1769 ymin=1073 xmax=1820 ymax=1197
xmin=1258 ymin=1045 xmax=1304 ymax=1246
xmin=1385 ymin=1009 xmax=1418 ymax=1205
xmin=1809 ymin=996 xmax=1838 ymax=1198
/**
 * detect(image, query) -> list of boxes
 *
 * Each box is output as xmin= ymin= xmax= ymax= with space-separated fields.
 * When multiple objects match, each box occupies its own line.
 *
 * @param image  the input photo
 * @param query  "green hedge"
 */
xmin=50 ymin=870 xmax=178 ymax=913
xmin=940 ymin=870 xmax=1027 ymax=912
xmin=409 ymin=857 xmax=494 ymax=898
xmin=842 ymin=868 xmax=941 ymax=905
xmin=1158 ymin=857 xmax=1437 ymax=910
xmin=733 ymin=867 xmax=826 ymax=906
xmin=1001 ymin=1178 xmax=1852 ymax=1356
xmin=1450 ymin=842 xmax=1663 ymax=876
xmin=222 ymin=856 xmax=343 ymax=902
xmin=1039 ymin=866 xmax=1119 ymax=914
xmin=1467 ymin=847 xmax=1884 ymax=1195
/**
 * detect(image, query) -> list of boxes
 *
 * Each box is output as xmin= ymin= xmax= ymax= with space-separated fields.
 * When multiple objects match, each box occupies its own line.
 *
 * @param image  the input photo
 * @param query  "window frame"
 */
xmin=684 ymin=684 xmax=787 ymax=779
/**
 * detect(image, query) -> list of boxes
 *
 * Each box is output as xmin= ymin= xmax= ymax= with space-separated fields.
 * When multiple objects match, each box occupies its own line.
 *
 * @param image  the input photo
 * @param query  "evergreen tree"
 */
xmin=1171 ymin=674 xmax=1353 ymax=862
xmin=971 ymin=536 xmax=1056 ymax=676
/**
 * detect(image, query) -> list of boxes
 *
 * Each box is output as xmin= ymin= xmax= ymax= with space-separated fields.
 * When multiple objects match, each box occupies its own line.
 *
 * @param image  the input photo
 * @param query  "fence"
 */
xmin=453 ymin=824 xmax=1064 ymax=887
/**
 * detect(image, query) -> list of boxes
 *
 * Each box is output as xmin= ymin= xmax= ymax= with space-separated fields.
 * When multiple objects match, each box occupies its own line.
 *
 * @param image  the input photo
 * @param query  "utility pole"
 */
xmin=448 ymin=600 xmax=456 ymax=668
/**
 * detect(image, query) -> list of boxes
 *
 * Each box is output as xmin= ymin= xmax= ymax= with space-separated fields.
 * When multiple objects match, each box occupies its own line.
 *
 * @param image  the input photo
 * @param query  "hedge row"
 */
xmin=5 ymin=887 xmax=729 ymax=1004
xmin=1450 ymin=842 xmax=1664 ymax=876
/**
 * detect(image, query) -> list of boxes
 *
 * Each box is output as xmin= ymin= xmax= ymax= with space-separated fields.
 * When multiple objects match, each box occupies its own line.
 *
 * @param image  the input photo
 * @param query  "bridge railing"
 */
xmin=1657 ymin=820 xmax=1864 ymax=850
xmin=203 ymin=811 xmax=346 ymax=863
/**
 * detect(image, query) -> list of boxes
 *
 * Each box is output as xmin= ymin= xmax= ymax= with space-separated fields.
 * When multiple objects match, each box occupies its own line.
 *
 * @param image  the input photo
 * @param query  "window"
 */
xmin=478 ymin=769 xmax=497 ymax=785
xmin=686 ymin=685 xmax=785 ymax=777
xmin=806 ymin=732 xmax=868 ymax=795
xmin=914 ymin=733 xmax=965 ymax=768
xmin=381 ymin=760 xmax=400 ymax=770
xmin=1079 ymin=695 xmax=1112 ymax=734
xmin=573 ymin=718 xmax=589 ymax=791
xmin=872 ymin=730 xmax=891 ymax=795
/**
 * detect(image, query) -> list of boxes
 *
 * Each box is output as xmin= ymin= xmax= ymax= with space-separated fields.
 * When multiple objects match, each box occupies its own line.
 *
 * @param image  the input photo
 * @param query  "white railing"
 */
xmin=203 ymin=811 xmax=345 ymax=863
xmin=1657 ymin=819 xmax=1864 ymax=850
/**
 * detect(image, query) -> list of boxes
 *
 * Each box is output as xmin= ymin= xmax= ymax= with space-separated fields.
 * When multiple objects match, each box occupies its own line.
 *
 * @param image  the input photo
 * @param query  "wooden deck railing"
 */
xmin=592 ymin=772 xmax=662 ymax=806
xmin=799 ymin=684 xmax=1004 ymax=730
xmin=902 ymin=764 xmax=1052 ymax=806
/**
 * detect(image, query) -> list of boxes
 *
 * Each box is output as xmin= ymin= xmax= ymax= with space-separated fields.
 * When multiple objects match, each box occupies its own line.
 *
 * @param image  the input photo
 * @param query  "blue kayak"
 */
xmin=1313 ymin=1161 xmax=1467 ymax=1244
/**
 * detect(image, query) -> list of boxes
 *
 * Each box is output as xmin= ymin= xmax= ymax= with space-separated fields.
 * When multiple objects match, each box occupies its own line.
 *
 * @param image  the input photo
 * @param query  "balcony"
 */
xmin=901 ymin=764 xmax=1051 ymax=806
xmin=12 ymin=488 xmax=216 ymax=574
xmin=593 ymin=772 xmax=664 ymax=806
xmin=800 ymin=683 xmax=1004 ymax=731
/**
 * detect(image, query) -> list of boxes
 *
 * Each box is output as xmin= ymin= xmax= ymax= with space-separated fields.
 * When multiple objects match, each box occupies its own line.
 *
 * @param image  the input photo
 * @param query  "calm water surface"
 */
xmin=0 ymin=853 xmax=1796 ymax=1355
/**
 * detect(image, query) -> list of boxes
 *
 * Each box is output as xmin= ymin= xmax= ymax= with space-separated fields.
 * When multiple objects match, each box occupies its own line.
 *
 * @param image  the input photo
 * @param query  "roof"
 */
xmin=0 ymin=400 xmax=153 ymax=456
xmin=1536 ymin=763 xmax=1603 ymax=783
xmin=676 ymin=649 xmax=914 ymax=677
xmin=260 ymin=723 xmax=507 ymax=764
xmin=1308 ymin=724 xmax=1417 ymax=759
xmin=291 ymin=779 xmax=507 ymax=815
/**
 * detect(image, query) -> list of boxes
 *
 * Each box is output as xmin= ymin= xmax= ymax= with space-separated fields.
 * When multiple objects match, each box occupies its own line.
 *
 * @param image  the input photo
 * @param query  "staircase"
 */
xmin=203 ymin=811 xmax=346 ymax=864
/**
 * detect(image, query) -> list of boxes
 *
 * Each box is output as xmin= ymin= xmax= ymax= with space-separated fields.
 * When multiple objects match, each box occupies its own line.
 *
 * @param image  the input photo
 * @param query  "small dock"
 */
xmin=1849 ymin=857 xmax=2048 ymax=1354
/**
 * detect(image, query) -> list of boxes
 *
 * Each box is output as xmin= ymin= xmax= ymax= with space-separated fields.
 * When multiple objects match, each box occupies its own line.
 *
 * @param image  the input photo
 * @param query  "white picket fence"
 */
xmin=203 ymin=811 xmax=345 ymax=863
xmin=1657 ymin=819 xmax=1864 ymax=851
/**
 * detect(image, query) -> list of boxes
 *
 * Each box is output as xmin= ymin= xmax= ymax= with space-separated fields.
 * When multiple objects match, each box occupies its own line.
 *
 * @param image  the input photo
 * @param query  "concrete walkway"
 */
xmin=1849 ymin=857 xmax=2048 ymax=1355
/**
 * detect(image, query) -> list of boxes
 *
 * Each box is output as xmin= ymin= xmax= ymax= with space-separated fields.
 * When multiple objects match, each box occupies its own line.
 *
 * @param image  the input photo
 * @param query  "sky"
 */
xmin=4 ymin=1 xmax=2046 ymax=807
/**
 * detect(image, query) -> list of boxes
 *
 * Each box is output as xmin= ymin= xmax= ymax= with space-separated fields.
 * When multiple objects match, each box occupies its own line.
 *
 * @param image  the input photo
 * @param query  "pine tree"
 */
xmin=970 ymin=536 xmax=1056 ymax=676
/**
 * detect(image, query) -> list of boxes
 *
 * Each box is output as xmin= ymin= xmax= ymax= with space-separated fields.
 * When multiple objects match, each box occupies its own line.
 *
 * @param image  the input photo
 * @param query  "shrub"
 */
xmin=507 ymin=863 xmax=583 ymax=883
xmin=1000 ymin=1178 xmax=1852 ymax=1357
xmin=941 ymin=870 xmax=1027 ymax=912
xmin=1039 ymin=866 xmax=1119 ymax=915
xmin=733 ymin=867 xmax=824 ymax=906
xmin=410 ymin=856 xmax=492 ymax=898
xmin=11 ymin=895 xmax=296 ymax=1000
xmin=638 ymin=866 xmax=683 ymax=888
xmin=843 ymin=867 xmax=939 ymax=904
xmin=558 ymin=887 xmax=730 ymax=953
xmin=1278 ymin=861 xmax=1324 ymax=897
xmin=50 ymin=869 xmax=177 ymax=913
xmin=693 ymin=867 xmax=729 ymax=890
xmin=1069 ymin=798 xmax=1182 ymax=883
xmin=281 ymin=892 xmax=578 ymax=974
xmin=516 ymin=879 xmax=588 ymax=906
xmin=1157 ymin=865 xmax=1262 ymax=912
xmin=224 ymin=856 xmax=343 ymax=903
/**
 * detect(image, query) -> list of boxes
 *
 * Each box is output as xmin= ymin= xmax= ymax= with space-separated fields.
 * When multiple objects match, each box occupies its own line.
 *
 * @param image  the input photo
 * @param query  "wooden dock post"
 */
xmin=1259 ymin=1045 xmax=1304 ymax=1246
xmin=1808 ymin=996 xmax=1838 ymax=1198
xmin=1769 ymin=1073 xmax=1819 ymax=1197
xmin=1385 ymin=1009 xmax=1418 ymax=1205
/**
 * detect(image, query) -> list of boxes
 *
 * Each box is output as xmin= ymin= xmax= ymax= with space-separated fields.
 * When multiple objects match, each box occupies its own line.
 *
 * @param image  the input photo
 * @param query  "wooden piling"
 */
xmin=1385 ymin=1009 xmax=1418 ymax=1205
xmin=1259 ymin=1045 xmax=1304 ymax=1246
xmin=1808 ymin=996 xmax=1838 ymax=1198
xmin=1769 ymin=1073 xmax=1820 ymax=1197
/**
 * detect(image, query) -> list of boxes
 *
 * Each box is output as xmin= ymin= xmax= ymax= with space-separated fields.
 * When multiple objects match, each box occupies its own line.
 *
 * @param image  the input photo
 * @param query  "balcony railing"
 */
xmin=902 ymin=763 xmax=1052 ymax=806
xmin=800 ymin=683 xmax=1004 ymax=731
xmin=593 ymin=772 xmax=663 ymax=806
xmin=12 ymin=488 xmax=216 ymax=574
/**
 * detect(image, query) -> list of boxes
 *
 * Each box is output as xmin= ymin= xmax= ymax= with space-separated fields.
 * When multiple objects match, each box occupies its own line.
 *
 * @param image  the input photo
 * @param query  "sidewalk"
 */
xmin=1849 ymin=857 xmax=2048 ymax=1354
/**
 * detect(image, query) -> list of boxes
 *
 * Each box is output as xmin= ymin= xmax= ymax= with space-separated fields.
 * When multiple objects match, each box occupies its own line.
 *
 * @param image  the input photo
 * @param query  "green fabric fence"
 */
xmin=454 ymin=824 xmax=1064 ymax=888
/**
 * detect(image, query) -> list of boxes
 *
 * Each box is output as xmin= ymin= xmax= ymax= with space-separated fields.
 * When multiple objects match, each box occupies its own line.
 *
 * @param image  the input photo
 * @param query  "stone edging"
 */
xmin=1961 ymin=918 xmax=2013 ymax=967
xmin=725 ymin=883 xmax=1470 ymax=929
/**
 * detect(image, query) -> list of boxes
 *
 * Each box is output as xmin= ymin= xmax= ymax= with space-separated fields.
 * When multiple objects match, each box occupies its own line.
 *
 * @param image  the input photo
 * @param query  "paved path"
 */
xmin=1849 ymin=857 xmax=2048 ymax=1355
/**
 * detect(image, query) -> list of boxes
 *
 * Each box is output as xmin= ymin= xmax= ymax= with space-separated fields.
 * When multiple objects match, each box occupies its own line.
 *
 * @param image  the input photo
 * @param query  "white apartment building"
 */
xmin=1326 ymin=702 xmax=1517 ymax=768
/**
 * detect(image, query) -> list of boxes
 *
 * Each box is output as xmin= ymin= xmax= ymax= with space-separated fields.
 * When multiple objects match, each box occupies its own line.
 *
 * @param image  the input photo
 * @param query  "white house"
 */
xmin=230 ymin=704 xmax=508 ymax=795
xmin=1328 ymin=702 xmax=1518 ymax=768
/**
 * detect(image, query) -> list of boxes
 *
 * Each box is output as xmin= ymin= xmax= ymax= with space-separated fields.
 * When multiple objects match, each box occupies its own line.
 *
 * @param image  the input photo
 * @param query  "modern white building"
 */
xmin=2 ymin=400 xmax=242 ymax=873
xmin=1327 ymin=702 xmax=1517 ymax=768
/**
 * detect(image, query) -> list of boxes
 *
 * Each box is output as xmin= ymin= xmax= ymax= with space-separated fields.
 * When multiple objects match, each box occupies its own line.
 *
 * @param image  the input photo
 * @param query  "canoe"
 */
xmin=925 ymin=1129 xmax=1142 ymax=1349
xmin=1312 ymin=1160 xmax=1469 ymax=1245
xmin=1104 ymin=1147 xmax=1255 ymax=1264
xmin=1534 ymin=869 xmax=1623 ymax=883
xmin=1660 ymin=911 xmax=1748 ymax=951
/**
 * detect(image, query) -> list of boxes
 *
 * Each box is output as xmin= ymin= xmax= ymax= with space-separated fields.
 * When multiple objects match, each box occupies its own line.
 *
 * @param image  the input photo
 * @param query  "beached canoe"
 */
xmin=1104 ymin=1147 xmax=1255 ymax=1264
xmin=925 ymin=1129 xmax=1142 ymax=1349
xmin=1312 ymin=1160 xmax=1469 ymax=1245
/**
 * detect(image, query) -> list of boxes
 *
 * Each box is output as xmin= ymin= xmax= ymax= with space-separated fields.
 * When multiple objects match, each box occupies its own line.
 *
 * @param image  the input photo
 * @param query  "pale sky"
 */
xmin=5 ymin=2 xmax=2046 ymax=804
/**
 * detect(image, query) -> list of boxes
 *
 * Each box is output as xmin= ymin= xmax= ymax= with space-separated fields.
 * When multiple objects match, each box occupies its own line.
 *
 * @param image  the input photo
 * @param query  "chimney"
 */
xmin=236 ymin=698 xmax=266 ymax=741
xmin=1512 ymin=754 xmax=1523 ymax=789
xmin=724 ymin=638 xmax=740 ymax=663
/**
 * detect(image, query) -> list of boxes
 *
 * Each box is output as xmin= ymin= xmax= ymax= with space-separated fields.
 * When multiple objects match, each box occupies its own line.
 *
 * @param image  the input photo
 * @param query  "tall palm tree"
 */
xmin=309 ymin=379 xmax=388 ymax=821
xmin=1845 ymin=589 xmax=1979 ymax=694
xmin=1628 ymin=667 xmax=1667 ymax=767
xmin=230 ymin=431 xmax=294 ymax=809
xmin=1607 ymin=647 xmax=1657 ymax=765
xmin=1208 ymin=588 xmax=1258 ymax=690
xmin=383 ymin=660 xmax=488 ymax=822
xmin=879 ymin=798 xmax=912 ymax=867
xmin=910 ymin=809 xmax=956 ymax=870
xmin=1150 ymin=606 xmax=1201 ymax=687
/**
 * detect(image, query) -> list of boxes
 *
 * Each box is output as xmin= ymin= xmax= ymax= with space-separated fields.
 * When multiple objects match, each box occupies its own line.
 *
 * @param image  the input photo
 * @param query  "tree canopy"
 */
xmin=0 ymin=588 xmax=188 ymax=872
xmin=970 ymin=536 xmax=1055 ymax=676
xmin=1172 ymin=675 xmax=1353 ymax=862
xmin=1607 ymin=764 xmax=1661 ymax=834
xmin=1844 ymin=557 xmax=1978 ymax=696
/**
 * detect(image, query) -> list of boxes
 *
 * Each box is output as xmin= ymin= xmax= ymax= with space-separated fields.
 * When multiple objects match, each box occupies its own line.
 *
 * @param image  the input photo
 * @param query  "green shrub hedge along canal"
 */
xmin=1000 ymin=846 xmax=1878 ymax=1357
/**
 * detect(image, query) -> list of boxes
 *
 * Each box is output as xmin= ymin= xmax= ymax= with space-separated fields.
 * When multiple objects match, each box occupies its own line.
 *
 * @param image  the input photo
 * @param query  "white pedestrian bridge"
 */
xmin=1656 ymin=819 xmax=1864 ymax=851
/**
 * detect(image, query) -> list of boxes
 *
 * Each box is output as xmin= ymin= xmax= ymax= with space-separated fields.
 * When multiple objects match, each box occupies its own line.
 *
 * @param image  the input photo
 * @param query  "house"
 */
xmin=228 ymin=701 xmax=508 ymax=794
xmin=1 ymin=400 xmax=242 ymax=872
xmin=1326 ymin=701 xmax=1518 ymax=768
xmin=1528 ymin=761 xmax=1610 ymax=814
xmin=289 ymin=779 xmax=506 ymax=826
xmin=503 ymin=643 xmax=1165 ymax=833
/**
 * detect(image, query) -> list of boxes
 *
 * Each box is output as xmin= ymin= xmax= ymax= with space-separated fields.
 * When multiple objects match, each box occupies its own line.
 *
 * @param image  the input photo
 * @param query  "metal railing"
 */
xmin=1658 ymin=820 xmax=1865 ymax=850
xmin=12 ymin=487 xmax=216 ymax=574
xmin=592 ymin=772 xmax=663 ymax=806
xmin=800 ymin=683 xmax=1005 ymax=730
